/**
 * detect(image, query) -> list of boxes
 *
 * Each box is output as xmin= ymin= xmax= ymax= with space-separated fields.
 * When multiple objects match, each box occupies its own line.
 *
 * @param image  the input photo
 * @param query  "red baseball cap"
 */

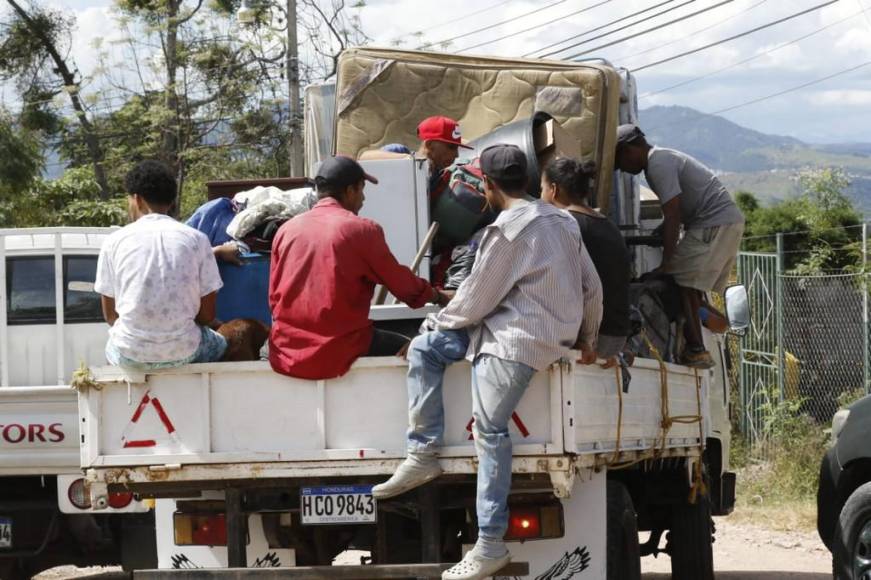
xmin=417 ymin=116 xmax=474 ymax=149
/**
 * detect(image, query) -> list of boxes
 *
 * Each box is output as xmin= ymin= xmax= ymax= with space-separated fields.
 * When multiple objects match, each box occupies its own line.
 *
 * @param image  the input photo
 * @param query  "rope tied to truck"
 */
xmin=70 ymin=362 xmax=100 ymax=392
xmin=603 ymin=331 xmax=707 ymax=502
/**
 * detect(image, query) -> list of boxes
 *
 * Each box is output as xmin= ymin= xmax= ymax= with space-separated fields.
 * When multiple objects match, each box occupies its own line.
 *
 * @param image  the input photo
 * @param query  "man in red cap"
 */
xmin=268 ymin=156 xmax=451 ymax=380
xmin=416 ymin=115 xmax=474 ymax=174
xmin=360 ymin=115 xmax=473 ymax=181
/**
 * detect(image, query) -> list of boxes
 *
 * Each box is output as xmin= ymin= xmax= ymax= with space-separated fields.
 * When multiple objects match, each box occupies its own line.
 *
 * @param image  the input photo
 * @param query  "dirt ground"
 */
xmin=34 ymin=514 xmax=832 ymax=579
xmin=642 ymin=514 xmax=831 ymax=579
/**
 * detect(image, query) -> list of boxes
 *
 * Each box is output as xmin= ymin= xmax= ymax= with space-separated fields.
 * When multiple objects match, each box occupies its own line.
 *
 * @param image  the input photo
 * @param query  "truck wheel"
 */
xmin=668 ymin=494 xmax=714 ymax=580
xmin=832 ymin=481 xmax=871 ymax=579
xmin=606 ymin=480 xmax=641 ymax=580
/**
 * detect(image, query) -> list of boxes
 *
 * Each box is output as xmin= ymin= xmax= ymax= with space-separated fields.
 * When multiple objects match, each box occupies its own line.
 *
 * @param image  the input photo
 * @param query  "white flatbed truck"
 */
xmin=73 ymin=48 xmax=745 ymax=579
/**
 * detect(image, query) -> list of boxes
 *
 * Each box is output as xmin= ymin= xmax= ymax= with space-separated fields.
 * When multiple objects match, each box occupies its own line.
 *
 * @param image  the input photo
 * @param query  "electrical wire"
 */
xmin=616 ymin=0 xmax=769 ymax=64
xmin=707 ymin=59 xmax=871 ymax=116
xmin=539 ymin=0 xmax=700 ymax=59
xmin=631 ymin=0 xmax=841 ymax=71
xmin=402 ymin=0 xmax=512 ymax=36
xmin=638 ymin=9 xmax=862 ymax=98
xmin=455 ymin=0 xmax=617 ymax=54
xmin=566 ymin=0 xmax=736 ymax=59
xmin=524 ymin=0 xmax=680 ymax=58
xmin=418 ymin=0 xmax=572 ymax=49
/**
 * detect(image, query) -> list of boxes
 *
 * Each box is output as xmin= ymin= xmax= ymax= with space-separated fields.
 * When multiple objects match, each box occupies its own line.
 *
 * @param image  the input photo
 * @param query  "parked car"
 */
xmin=817 ymin=395 xmax=871 ymax=579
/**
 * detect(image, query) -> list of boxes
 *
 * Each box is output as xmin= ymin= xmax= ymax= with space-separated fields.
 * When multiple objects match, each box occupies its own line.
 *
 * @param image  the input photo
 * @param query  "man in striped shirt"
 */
xmin=373 ymin=145 xmax=602 ymax=580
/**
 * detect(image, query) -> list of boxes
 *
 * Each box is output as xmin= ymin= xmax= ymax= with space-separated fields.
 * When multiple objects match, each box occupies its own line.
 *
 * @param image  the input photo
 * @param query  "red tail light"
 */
xmin=174 ymin=513 xmax=228 ymax=546
xmin=504 ymin=503 xmax=564 ymax=541
xmin=67 ymin=478 xmax=91 ymax=510
xmin=108 ymin=491 xmax=134 ymax=509
xmin=506 ymin=508 xmax=541 ymax=540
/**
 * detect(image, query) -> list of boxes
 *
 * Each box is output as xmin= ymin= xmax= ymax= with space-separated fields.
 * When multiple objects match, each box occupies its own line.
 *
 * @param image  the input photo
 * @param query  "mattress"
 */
xmin=334 ymin=48 xmax=622 ymax=210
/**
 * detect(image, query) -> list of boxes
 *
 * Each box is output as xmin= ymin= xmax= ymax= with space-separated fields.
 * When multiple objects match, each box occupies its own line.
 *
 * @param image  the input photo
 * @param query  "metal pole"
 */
xmin=864 ymin=223 xmax=869 ymax=394
xmin=776 ymin=233 xmax=785 ymax=402
xmin=287 ymin=0 xmax=304 ymax=177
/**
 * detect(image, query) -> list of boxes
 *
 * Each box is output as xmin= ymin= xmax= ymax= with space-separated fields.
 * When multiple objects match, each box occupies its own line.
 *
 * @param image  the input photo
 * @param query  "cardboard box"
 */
xmin=534 ymin=119 xmax=583 ymax=167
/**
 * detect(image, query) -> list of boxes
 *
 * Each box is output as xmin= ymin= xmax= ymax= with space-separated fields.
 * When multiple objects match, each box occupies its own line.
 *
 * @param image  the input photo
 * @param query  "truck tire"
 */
xmin=832 ymin=481 xmax=871 ymax=580
xmin=668 ymin=494 xmax=714 ymax=580
xmin=606 ymin=480 xmax=641 ymax=580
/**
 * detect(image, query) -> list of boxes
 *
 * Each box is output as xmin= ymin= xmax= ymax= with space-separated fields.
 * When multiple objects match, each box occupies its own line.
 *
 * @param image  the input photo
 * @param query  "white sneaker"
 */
xmin=371 ymin=454 xmax=442 ymax=500
xmin=442 ymin=551 xmax=511 ymax=580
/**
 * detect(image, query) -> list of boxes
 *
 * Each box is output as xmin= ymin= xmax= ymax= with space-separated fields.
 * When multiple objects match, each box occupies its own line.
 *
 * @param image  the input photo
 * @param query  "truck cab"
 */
xmin=0 ymin=228 xmax=155 ymax=579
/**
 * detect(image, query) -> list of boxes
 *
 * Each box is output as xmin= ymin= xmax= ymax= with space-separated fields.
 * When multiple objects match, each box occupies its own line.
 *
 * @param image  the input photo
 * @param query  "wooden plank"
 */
xmin=134 ymin=562 xmax=529 ymax=579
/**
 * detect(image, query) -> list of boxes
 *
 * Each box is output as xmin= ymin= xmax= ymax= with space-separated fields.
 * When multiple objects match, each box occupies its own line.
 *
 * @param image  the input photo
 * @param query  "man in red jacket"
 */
xmin=269 ymin=156 xmax=449 ymax=380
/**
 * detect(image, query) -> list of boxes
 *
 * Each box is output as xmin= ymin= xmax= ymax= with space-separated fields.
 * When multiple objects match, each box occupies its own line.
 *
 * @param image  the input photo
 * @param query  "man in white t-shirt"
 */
xmin=94 ymin=160 xmax=227 ymax=369
xmin=615 ymin=124 xmax=744 ymax=369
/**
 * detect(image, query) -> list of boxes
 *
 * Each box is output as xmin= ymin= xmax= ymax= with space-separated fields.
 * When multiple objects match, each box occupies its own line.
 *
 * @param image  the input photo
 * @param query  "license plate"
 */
xmin=300 ymin=485 xmax=376 ymax=525
xmin=0 ymin=517 xmax=11 ymax=549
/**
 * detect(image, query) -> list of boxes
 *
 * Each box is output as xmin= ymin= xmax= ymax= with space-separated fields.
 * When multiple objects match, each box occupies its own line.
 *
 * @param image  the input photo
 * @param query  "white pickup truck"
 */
xmin=0 ymin=228 xmax=155 ymax=580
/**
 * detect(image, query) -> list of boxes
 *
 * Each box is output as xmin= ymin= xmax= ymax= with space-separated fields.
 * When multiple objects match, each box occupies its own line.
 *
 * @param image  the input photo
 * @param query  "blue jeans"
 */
xmin=406 ymin=329 xmax=536 ymax=545
xmin=407 ymin=329 xmax=470 ymax=454
xmin=106 ymin=326 xmax=228 ymax=370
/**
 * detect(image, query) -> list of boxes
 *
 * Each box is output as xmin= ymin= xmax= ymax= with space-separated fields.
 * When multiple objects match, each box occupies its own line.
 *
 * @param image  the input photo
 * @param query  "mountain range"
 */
xmin=638 ymin=105 xmax=871 ymax=214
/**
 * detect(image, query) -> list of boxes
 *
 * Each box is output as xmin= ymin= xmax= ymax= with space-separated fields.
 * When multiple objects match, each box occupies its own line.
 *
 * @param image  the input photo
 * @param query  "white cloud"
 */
xmin=809 ymin=89 xmax=871 ymax=106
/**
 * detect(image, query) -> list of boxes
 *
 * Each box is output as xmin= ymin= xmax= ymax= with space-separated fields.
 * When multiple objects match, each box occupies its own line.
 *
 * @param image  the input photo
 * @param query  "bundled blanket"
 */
xmin=226 ymin=186 xmax=317 ymax=240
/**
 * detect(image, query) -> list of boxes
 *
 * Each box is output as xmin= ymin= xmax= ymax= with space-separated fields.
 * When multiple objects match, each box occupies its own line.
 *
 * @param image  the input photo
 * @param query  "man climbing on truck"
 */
xmin=615 ymin=123 xmax=744 ymax=369
xmin=372 ymin=144 xmax=599 ymax=580
xmin=94 ymin=160 xmax=228 ymax=370
xmin=268 ymin=155 xmax=450 ymax=380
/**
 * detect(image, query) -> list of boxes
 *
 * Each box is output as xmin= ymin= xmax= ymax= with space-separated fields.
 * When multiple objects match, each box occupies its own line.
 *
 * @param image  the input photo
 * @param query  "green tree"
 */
xmin=0 ymin=0 xmax=110 ymax=196
xmin=740 ymin=168 xmax=862 ymax=273
xmin=0 ymin=166 xmax=125 ymax=227
xmin=0 ymin=112 xmax=42 ymax=195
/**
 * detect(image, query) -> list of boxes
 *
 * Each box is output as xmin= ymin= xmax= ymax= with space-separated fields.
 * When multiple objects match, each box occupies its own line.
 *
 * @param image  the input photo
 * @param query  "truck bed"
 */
xmin=79 ymin=355 xmax=709 ymax=497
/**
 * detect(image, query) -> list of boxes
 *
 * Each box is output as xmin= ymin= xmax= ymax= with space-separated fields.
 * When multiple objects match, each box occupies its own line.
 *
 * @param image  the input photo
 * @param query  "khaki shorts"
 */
xmin=666 ymin=222 xmax=744 ymax=294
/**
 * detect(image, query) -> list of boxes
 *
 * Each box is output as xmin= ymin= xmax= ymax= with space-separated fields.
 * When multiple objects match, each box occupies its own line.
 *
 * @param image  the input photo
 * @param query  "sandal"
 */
xmin=442 ymin=551 xmax=511 ymax=580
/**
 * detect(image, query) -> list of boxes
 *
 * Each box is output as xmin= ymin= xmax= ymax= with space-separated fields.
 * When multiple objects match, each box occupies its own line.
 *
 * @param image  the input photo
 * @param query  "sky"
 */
xmin=11 ymin=0 xmax=871 ymax=144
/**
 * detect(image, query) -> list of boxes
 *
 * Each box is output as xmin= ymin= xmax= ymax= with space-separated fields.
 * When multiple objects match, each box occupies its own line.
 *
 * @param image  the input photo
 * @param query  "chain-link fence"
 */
xmin=734 ymin=248 xmax=870 ymax=458
xmin=781 ymin=273 xmax=867 ymax=421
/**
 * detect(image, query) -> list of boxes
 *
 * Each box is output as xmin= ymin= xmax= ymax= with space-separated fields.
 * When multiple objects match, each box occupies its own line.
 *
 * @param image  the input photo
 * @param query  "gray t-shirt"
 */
xmin=644 ymin=146 xmax=744 ymax=229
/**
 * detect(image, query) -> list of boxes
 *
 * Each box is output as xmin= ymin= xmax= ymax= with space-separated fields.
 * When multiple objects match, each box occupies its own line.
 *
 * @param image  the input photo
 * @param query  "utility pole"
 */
xmin=286 ymin=0 xmax=304 ymax=177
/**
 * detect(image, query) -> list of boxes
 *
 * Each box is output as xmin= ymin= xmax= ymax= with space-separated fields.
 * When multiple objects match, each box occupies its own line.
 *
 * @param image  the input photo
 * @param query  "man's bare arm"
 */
xmin=660 ymin=196 xmax=682 ymax=268
xmin=196 ymin=292 xmax=218 ymax=327
xmin=101 ymin=295 xmax=118 ymax=326
xmin=358 ymin=150 xmax=412 ymax=162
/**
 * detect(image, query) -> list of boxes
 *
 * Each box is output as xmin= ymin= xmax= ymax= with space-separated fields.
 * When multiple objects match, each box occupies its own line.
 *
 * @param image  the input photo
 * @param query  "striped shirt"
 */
xmin=434 ymin=199 xmax=603 ymax=371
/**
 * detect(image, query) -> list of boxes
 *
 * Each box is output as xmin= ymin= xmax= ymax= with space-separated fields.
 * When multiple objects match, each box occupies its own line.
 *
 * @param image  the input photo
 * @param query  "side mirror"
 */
xmin=724 ymin=284 xmax=750 ymax=336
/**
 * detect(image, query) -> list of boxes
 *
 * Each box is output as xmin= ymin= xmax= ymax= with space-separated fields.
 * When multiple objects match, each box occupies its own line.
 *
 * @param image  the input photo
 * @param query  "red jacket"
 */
xmin=268 ymin=198 xmax=434 ymax=379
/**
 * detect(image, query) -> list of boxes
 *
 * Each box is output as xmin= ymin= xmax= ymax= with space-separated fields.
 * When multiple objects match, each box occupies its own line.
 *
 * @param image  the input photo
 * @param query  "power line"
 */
xmin=709 ymin=59 xmax=871 ymax=116
xmin=419 ymin=0 xmax=572 ymax=49
xmin=455 ymin=0 xmax=617 ymax=54
xmin=616 ymin=0 xmax=769 ymax=64
xmin=631 ymin=0 xmax=841 ymax=72
xmin=524 ymin=0 xmax=680 ymax=58
xmin=566 ymin=0 xmax=736 ymax=59
xmin=638 ymin=9 xmax=862 ymax=98
xmin=538 ymin=0 xmax=699 ymax=59
xmin=401 ymin=0 xmax=513 ymax=38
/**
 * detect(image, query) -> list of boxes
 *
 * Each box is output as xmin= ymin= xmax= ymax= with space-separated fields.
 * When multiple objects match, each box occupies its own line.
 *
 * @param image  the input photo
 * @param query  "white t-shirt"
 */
xmin=94 ymin=214 xmax=223 ymax=363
